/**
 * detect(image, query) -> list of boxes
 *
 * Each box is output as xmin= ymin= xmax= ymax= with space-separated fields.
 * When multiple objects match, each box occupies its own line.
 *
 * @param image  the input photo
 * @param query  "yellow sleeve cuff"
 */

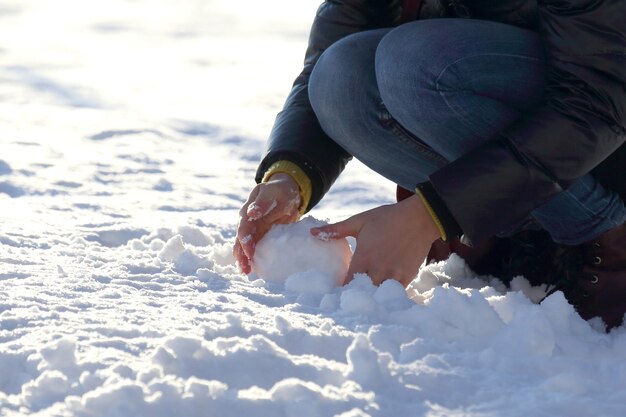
xmin=262 ymin=160 xmax=312 ymax=216
xmin=415 ymin=187 xmax=447 ymax=241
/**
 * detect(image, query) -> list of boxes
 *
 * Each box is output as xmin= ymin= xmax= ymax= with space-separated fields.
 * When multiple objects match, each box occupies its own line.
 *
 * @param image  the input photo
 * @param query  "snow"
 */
xmin=252 ymin=217 xmax=351 ymax=285
xmin=1 ymin=0 xmax=626 ymax=416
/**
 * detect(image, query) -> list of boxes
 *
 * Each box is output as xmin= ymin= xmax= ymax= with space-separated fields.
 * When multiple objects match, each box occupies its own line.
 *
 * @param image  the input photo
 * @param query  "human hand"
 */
xmin=234 ymin=173 xmax=301 ymax=274
xmin=311 ymin=194 xmax=440 ymax=286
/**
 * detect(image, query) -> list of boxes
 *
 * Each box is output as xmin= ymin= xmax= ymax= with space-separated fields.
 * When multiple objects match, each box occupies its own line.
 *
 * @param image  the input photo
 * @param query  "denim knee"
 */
xmin=374 ymin=19 xmax=536 ymax=115
xmin=308 ymin=38 xmax=353 ymax=134
xmin=308 ymin=29 xmax=388 ymax=141
xmin=375 ymin=19 xmax=545 ymax=159
xmin=374 ymin=21 xmax=452 ymax=134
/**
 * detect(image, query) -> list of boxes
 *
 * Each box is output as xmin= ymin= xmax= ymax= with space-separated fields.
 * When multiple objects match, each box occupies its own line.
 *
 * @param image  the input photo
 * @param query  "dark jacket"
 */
xmin=255 ymin=0 xmax=626 ymax=244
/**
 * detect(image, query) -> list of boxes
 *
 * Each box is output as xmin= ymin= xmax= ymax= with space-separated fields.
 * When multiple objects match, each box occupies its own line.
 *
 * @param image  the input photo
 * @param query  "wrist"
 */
xmin=262 ymin=160 xmax=312 ymax=216
xmin=415 ymin=182 xmax=462 ymax=241
xmin=403 ymin=195 xmax=441 ymax=242
xmin=266 ymin=172 xmax=297 ymax=186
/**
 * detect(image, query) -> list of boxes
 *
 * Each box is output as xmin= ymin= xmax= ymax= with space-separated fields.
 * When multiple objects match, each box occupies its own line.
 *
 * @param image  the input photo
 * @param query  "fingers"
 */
xmin=247 ymin=183 xmax=300 ymax=222
xmin=311 ymin=216 xmax=361 ymax=241
xmin=343 ymin=248 xmax=368 ymax=285
xmin=236 ymin=213 xmax=257 ymax=259
xmin=239 ymin=186 xmax=260 ymax=217
xmin=235 ymin=183 xmax=286 ymax=269
xmin=245 ymin=191 xmax=275 ymax=222
xmin=232 ymin=240 xmax=251 ymax=274
xmin=246 ymin=200 xmax=274 ymax=222
xmin=344 ymin=249 xmax=390 ymax=286
xmin=236 ymin=210 xmax=297 ymax=273
xmin=235 ymin=189 xmax=300 ymax=274
xmin=398 ymin=274 xmax=415 ymax=288
xmin=237 ymin=186 xmax=261 ymax=261
xmin=240 ymin=182 xmax=285 ymax=222
xmin=344 ymin=246 xmax=399 ymax=285
xmin=343 ymin=244 xmax=415 ymax=287
xmin=311 ymin=215 xmax=365 ymax=285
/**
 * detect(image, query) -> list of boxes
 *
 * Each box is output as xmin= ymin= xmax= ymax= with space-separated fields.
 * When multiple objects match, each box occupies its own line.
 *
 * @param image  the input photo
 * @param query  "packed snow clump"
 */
xmin=251 ymin=217 xmax=352 ymax=285
xmin=4 ymin=1 xmax=626 ymax=415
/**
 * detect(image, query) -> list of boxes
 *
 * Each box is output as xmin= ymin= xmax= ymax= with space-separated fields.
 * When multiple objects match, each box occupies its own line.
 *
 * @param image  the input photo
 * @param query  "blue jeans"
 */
xmin=308 ymin=19 xmax=626 ymax=245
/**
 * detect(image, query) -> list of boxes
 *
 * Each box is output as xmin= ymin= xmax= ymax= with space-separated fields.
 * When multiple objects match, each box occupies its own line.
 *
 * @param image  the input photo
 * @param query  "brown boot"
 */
xmin=550 ymin=223 xmax=626 ymax=330
xmin=397 ymin=186 xmax=555 ymax=283
xmin=499 ymin=230 xmax=556 ymax=287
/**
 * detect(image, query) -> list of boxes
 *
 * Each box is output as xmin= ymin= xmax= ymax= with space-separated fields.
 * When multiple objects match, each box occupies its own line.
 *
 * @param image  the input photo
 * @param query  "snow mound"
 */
xmin=3 ymin=0 xmax=626 ymax=415
xmin=252 ymin=217 xmax=352 ymax=285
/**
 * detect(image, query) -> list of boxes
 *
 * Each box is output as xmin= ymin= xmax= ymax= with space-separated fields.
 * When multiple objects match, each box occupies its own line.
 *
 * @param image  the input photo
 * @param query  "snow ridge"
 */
xmin=1 ymin=0 xmax=625 ymax=416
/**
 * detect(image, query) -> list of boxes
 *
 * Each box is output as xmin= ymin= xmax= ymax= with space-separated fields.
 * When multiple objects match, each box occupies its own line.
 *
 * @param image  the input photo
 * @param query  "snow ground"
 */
xmin=1 ymin=1 xmax=625 ymax=416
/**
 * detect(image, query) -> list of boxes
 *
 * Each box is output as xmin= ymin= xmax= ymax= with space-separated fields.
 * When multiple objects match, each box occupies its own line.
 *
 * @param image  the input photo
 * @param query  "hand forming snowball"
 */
xmin=251 ymin=217 xmax=352 ymax=285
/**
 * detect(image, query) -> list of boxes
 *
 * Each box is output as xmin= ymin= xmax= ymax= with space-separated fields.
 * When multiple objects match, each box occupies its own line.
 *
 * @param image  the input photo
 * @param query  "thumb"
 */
xmin=311 ymin=216 xmax=361 ymax=240
xmin=246 ymin=191 xmax=278 ymax=221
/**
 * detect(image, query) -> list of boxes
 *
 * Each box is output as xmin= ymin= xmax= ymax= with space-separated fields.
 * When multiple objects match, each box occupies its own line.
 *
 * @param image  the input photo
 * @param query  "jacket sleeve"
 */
xmin=428 ymin=0 xmax=626 ymax=244
xmin=255 ymin=0 xmax=403 ymax=211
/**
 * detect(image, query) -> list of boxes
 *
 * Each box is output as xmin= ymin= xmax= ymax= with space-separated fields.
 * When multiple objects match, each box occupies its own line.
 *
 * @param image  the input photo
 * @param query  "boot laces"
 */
xmin=546 ymin=244 xmax=591 ymax=303
xmin=500 ymin=231 xmax=553 ymax=285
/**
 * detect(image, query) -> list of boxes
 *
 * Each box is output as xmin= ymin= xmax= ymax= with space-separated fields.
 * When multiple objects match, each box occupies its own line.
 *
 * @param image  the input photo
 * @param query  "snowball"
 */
xmin=285 ymin=270 xmax=335 ymax=295
xmin=251 ymin=217 xmax=351 ymax=285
